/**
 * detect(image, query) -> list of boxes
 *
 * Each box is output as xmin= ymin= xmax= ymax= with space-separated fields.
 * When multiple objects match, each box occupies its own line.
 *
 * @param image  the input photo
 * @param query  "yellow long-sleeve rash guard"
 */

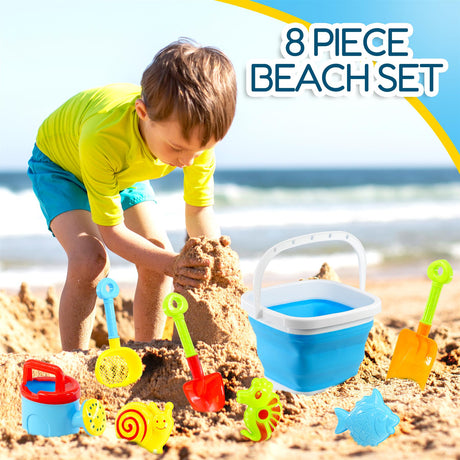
xmin=36 ymin=83 xmax=215 ymax=226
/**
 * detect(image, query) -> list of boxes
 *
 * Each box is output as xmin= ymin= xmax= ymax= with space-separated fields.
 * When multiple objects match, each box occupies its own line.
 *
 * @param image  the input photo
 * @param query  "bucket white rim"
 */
xmin=243 ymin=288 xmax=381 ymax=334
xmin=252 ymin=231 xmax=367 ymax=319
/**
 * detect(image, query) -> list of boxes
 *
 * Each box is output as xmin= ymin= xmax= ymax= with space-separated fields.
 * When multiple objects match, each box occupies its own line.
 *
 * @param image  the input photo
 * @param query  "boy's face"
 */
xmin=135 ymin=100 xmax=217 ymax=168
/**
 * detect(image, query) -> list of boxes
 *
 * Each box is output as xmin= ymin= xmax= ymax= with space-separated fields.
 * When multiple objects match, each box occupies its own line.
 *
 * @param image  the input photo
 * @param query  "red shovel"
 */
xmin=163 ymin=293 xmax=225 ymax=412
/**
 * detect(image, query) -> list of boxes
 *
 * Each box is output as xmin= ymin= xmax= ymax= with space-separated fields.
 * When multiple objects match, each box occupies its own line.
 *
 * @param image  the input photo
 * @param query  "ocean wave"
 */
xmin=213 ymin=182 xmax=460 ymax=207
xmin=2 ymin=169 xmax=459 ymax=288
xmin=213 ymin=202 xmax=460 ymax=231
xmin=1 ymin=182 xmax=460 ymax=237
xmin=112 ymin=182 xmax=460 ymax=232
xmin=0 ymin=188 xmax=49 ymax=236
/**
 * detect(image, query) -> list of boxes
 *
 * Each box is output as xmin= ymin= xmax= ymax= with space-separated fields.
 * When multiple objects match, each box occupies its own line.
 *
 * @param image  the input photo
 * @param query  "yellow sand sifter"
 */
xmin=386 ymin=259 xmax=453 ymax=390
xmin=95 ymin=278 xmax=143 ymax=388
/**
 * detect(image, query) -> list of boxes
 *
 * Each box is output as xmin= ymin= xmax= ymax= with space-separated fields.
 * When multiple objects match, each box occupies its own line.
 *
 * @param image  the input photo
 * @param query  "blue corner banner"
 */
xmin=219 ymin=0 xmax=460 ymax=170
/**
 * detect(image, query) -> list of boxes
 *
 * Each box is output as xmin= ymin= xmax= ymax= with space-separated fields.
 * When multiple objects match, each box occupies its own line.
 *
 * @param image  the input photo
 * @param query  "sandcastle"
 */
xmin=172 ymin=235 xmax=255 ymax=349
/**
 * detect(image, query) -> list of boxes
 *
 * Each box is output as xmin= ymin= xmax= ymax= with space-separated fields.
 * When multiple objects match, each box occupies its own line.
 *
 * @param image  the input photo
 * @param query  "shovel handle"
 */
xmin=96 ymin=278 xmax=120 ymax=340
xmin=163 ymin=293 xmax=197 ymax=358
xmin=187 ymin=355 xmax=205 ymax=380
xmin=421 ymin=259 xmax=453 ymax=326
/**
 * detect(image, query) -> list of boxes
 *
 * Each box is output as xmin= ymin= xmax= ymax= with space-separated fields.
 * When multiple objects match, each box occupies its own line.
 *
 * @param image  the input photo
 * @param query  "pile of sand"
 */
xmin=0 ymin=283 xmax=136 ymax=354
xmin=172 ymin=235 xmax=255 ymax=348
xmin=0 ymin=284 xmax=60 ymax=354
xmin=0 ymin=236 xmax=459 ymax=459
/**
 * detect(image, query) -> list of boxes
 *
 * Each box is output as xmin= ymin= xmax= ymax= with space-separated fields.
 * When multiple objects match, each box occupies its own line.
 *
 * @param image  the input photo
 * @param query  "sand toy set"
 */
xmin=242 ymin=231 xmax=381 ymax=394
xmin=19 ymin=232 xmax=454 ymax=451
xmin=241 ymin=231 xmax=453 ymax=446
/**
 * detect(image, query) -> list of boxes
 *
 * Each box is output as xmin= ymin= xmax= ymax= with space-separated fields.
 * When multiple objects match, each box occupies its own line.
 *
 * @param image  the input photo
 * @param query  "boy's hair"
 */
xmin=141 ymin=39 xmax=237 ymax=146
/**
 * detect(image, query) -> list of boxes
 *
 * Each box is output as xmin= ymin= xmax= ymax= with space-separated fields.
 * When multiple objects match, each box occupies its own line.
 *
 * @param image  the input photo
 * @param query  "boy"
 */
xmin=27 ymin=39 xmax=237 ymax=351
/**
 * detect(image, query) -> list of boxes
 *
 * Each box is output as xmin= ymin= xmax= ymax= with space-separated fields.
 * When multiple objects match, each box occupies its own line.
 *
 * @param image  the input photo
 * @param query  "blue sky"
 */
xmin=0 ymin=0 xmax=451 ymax=171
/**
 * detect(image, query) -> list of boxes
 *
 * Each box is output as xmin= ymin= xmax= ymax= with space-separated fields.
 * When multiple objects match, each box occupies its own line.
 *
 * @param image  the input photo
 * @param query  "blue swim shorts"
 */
xmin=27 ymin=144 xmax=156 ymax=232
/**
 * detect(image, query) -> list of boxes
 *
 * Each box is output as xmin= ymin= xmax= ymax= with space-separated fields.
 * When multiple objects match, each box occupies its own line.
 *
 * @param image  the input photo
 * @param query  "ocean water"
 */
xmin=1 ymin=167 xmax=460 ymax=289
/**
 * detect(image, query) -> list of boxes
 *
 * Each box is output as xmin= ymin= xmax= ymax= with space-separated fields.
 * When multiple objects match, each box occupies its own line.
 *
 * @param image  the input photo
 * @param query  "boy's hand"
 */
xmin=173 ymin=254 xmax=211 ymax=290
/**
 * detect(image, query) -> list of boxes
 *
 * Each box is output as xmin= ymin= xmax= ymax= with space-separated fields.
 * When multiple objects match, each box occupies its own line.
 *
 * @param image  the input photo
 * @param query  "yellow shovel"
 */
xmin=95 ymin=278 xmax=143 ymax=388
xmin=386 ymin=259 xmax=453 ymax=389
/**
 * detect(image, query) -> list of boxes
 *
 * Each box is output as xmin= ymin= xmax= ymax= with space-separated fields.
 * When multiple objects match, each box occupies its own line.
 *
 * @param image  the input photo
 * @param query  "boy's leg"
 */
xmin=123 ymin=201 xmax=173 ymax=342
xmin=51 ymin=210 xmax=110 ymax=351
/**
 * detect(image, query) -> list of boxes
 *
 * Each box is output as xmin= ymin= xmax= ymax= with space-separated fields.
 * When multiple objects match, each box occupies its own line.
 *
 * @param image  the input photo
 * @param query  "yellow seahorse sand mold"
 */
xmin=237 ymin=377 xmax=283 ymax=442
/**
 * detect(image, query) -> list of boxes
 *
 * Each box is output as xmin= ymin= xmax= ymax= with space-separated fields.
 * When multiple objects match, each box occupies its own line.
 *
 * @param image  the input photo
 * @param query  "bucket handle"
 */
xmin=252 ymin=231 xmax=367 ymax=318
xmin=23 ymin=359 xmax=65 ymax=393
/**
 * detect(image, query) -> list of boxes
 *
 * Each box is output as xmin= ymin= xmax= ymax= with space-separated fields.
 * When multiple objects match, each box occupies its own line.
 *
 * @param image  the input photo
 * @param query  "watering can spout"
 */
xmin=72 ymin=410 xmax=83 ymax=429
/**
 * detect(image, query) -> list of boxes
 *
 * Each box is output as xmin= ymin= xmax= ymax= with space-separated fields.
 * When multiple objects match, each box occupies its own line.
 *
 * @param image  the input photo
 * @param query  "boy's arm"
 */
xmin=98 ymin=223 xmax=209 ymax=286
xmin=185 ymin=204 xmax=221 ymax=238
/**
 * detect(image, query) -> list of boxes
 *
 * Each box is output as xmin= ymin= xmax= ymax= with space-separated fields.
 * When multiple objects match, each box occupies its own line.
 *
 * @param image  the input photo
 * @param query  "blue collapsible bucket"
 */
xmin=241 ymin=231 xmax=381 ymax=394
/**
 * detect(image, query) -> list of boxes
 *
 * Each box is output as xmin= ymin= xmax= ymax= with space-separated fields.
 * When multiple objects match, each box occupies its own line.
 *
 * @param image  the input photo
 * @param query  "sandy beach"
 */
xmin=0 ymin=248 xmax=459 ymax=459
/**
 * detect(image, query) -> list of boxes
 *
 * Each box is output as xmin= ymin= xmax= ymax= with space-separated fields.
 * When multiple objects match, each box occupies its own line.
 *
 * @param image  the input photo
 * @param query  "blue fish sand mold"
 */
xmin=335 ymin=389 xmax=400 ymax=446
